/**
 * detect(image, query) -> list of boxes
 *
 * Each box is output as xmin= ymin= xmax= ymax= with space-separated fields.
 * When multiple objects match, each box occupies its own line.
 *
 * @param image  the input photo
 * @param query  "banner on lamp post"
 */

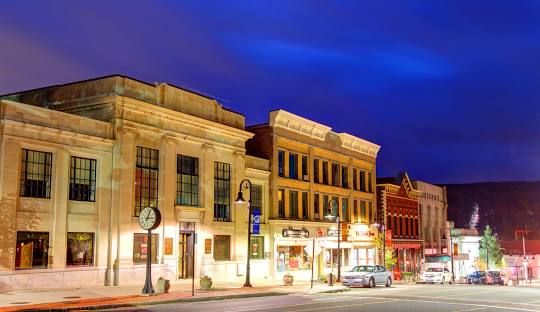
xmin=252 ymin=208 xmax=261 ymax=234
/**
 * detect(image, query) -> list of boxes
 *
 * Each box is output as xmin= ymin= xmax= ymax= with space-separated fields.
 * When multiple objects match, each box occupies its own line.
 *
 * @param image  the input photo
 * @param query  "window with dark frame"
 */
xmin=367 ymin=172 xmax=373 ymax=192
xmin=301 ymin=192 xmax=308 ymax=219
xmin=359 ymin=170 xmax=366 ymax=192
xmin=289 ymin=190 xmax=298 ymax=218
xmin=289 ymin=153 xmax=298 ymax=179
xmin=360 ymin=200 xmax=367 ymax=223
xmin=69 ymin=156 xmax=96 ymax=202
xmin=353 ymin=200 xmax=358 ymax=223
xmin=331 ymin=196 xmax=339 ymax=217
xmin=322 ymin=161 xmax=329 ymax=185
xmin=15 ymin=231 xmax=49 ymax=269
xmin=323 ymin=195 xmax=329 ymax=217
xmin=20 ymin=149 xmax=52 ymax=198
xmin=214 ymin=162 xmax=231 ymax=221
xmin=176 ymin=155 xmax=199 ymax=206
xmin=213 ymin=235 xmax=230 ymax=261
xmin=278 ymin=189 xmax=285 ymax=218
xmin=313 ymin=159 xmax=320 ymax=183
xmin=332 ymin=163 xmax=340 ymax=186
xmin=353 ymin=168 xmax=358 ymax=190
xmin=341 ymin=166 xmax=348 ymax=188
xmin=134 ymin=146 xmax=159 ymax=216
xmin=66 ymin=232 xmax=94 ymax=266
xmin=342 ymin=198 xmax=349 ymax=222
xmin=368 ymin=201 xmax=374 ymax=223
xmin=314 ymin=193 xmax=320 ymax=220
xmin=278 ymin=150 xmax=285 ymax=177
xmin=301 ymin=155 xmax=309 ymax=181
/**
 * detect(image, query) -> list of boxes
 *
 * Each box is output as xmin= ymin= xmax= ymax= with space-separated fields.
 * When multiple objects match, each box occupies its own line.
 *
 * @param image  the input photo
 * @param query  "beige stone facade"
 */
xmin=0 ymin=76 xmax=270 ymax=291
xmin=246 ymin=110 xmax=380 ymax=281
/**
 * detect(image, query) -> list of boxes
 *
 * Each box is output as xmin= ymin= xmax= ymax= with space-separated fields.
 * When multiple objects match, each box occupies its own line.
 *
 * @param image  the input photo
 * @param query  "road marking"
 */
xmin=291 ymin=300 xmax=391 ymax=311
xmin=451 ymin=307 xmax=488 ymax=312
xmin=221 ymin=298 xmax=390 ymax=312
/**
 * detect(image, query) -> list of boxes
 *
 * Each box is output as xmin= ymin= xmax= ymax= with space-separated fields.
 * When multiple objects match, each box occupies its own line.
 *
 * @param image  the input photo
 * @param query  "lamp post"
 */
xmin=234 ymin=179 xmax=253 ymax=288
xmin=325 ymin=198 xmax=341 ymax=282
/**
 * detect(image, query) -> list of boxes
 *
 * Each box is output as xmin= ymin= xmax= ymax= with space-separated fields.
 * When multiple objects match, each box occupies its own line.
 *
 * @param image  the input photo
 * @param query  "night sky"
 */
xmin=1 ymin=1 xmax=539 ymax=183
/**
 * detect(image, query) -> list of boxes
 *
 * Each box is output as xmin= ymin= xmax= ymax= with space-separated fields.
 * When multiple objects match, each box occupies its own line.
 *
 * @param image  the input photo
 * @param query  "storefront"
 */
xmin=348 ymin=224 xmax=377 ymax=267
xmin=392 ymin=239 xmax=423 ymax=279
xmin=274 ymin=226 xmax=315 ymax=280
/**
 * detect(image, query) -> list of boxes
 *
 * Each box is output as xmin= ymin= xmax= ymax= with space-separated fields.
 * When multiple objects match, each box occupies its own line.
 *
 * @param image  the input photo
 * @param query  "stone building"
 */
xmin=246 ymin=110 xmax=380 ymax=280
xmin=376 ymin=172 xmax=422 ymax=279
xmin=0 ymin=75 xmax=270 ymax=291
xmin=411 ymin=180 xmax=449 ymax=269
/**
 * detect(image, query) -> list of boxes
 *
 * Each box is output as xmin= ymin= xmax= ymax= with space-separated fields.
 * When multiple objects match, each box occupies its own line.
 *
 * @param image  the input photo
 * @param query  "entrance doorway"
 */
xmin=178 ymin=232 xmax=194 ymax=279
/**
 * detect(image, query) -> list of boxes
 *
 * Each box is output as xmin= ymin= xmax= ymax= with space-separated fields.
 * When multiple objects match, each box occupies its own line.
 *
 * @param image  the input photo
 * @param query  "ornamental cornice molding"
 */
xmin=337 ymin=133 xmax=381 ymax=158
xmin=269 ymin=110 xmax=331 ymax=141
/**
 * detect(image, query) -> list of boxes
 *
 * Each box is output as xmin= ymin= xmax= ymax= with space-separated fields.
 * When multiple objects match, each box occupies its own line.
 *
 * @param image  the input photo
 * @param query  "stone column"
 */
xmin=51 ymin=148 xmax=69 ymax=269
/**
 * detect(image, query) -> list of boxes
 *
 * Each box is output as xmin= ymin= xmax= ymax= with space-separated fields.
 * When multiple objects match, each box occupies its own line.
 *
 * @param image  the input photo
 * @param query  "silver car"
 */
xmin=341 ymin=265 xmax=392 ymax=288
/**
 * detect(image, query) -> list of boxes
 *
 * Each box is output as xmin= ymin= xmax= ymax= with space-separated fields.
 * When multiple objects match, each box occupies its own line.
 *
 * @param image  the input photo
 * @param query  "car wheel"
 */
xmin=369 ymin=277 xmax=375 ymax=288
xmin=441 ymin=277 xmax=445 ymax=285
xmin=385 ymin=277 xmax=392 ymax=287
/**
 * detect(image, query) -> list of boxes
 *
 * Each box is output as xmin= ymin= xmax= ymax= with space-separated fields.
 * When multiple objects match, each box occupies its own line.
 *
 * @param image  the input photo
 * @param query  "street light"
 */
xmin=325 ymin=198 xmax=341 ymax=282
xmin=234 ymin=179 xmax=253 ymax=288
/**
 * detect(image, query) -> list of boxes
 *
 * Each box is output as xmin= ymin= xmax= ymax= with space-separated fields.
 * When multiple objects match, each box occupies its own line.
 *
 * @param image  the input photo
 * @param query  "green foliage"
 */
xmin=374 ymin=232 xmax=397 ymax=269
xmin=402 ymin=272 xmax=414 ymax=281
xmin=479 ymin=225 xmax=503 ymax=270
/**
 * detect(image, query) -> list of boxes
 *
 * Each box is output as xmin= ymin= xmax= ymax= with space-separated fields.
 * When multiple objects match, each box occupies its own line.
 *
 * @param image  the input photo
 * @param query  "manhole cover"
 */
xmin=10 ymin=301 xmax=30 ymax=305
xmin=63 ymin=296 xmax=81 ymax=299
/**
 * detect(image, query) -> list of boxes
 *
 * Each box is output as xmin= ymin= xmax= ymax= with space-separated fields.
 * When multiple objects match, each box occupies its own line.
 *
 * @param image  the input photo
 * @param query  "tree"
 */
xmin=479 ymin=225 xmax=503 ymax=270
xmin=374 ymin=232 xmax=397 ymax=269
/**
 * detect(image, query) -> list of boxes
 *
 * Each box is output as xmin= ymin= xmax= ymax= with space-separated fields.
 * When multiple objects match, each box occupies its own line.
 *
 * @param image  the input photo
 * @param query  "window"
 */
xmin=367 ymin=172 xmax=373 ymax=192
xmin=323 ymin=195 xmax=329 ymax=217
xmin=133 ymin=233 xmax=158 ymax=264
xmin=322 ymin=161 xmax=329 ymax=184
xmin=353 ymin=169 xmax=358 ymax=190
xmin=278 ymin=189 xmax=285 ymax=218
xmin=289 ymin=190 xmax=298 ymax=218
xmin=301 ymin=155 xmax=309 ymax=181
xmin=213 ymin=235 xmax=230 ymax=261
xmin=20 ymin=149 xmax=52 ymax=198
xmin=341 ymin=166 xmax=348 ymax=188
xmin=69 ymin=156 xmax=96 ymax=202
xmin=359 ymin=170 xmax=366 ymax=192
xmin=214 ymin=162 xmax=231 ymax=221
xmin=314 ymin=194 xmax=320 ymax=220
xmin=278 ymin=150 xmax=285 ymax=177
xmin=251 ymin=184 xmax=263 ymax=215
xmin=301 ymin=192 xmax=308 ymax=219
xmin=342 ymin=198 xmax=349 ymax=221
xmin=15 ymin=231 xmax=49 ymax=269
xmin=360 ymin=201 xmax=367 ymax=223
xmin=368 ymin=201 xmax=374 ymax=223
xmin=277 ymin=246 xmax=311 ymax=271
xmin=135 ymin=146 xmax=159 ymax=216
xmin=289 ymin=153 xmax=298 ymax=179
xmin=331 ymin=196 xmax=339 ymax=217
xmin=331 ymin=163 xmax=340 ymax=186
xmin=353 ymin=200 xmax=358 ymax=223
xmin=250 ymin=236 xmax=264 ymax=259
xmin=66 ymin=232 xmax=94 ymax=266
xmin=176 ymin=155 xmax=199 ymax=206
xmin=313 ymin=159 xmax=320 ymax=183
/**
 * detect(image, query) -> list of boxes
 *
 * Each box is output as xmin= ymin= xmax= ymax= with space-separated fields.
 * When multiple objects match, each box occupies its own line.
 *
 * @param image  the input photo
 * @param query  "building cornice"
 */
xmin=269 ymin=110 xmax=331 ymax=141
xmin=337 ymin=133 xmax=381 ymax=158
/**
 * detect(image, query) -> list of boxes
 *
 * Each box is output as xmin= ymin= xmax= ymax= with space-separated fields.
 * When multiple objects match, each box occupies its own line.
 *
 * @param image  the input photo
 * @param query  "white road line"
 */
xmin=221 ymin=298 xmax=389 ymax=312
xmin=451 ymin=307 xmax=489 ymax=312
xmin=291 ymin=300 xmax=391 ymax=311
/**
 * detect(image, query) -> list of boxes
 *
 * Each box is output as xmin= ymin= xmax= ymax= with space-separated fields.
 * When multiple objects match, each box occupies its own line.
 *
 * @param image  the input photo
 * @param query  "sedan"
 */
xmin=341 ymin=265 xmax=392 ymax=288
xmin=420 ymin=267 xmax=453 ymax=284
xmin=467 ymin=271 xmax=486 ymax=284
xmin=486 ymin=271 xmax=505 ymax=285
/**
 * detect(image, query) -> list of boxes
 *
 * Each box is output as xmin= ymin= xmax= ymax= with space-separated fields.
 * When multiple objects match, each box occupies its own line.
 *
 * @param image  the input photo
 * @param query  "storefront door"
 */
xmin=178 ymin=232 xmax=193 ymax=279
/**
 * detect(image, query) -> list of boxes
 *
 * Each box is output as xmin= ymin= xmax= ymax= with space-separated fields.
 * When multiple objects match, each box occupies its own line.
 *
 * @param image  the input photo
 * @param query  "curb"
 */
xmin=15 ymin=291 xmax=287 ymax=312
xmin=318 ymin=287 xmax=351 ymax=294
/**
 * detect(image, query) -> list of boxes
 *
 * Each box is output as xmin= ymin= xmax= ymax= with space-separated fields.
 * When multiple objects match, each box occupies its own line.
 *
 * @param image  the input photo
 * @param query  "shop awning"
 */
xmin=426 ymin=256 xmax=452 ymax=263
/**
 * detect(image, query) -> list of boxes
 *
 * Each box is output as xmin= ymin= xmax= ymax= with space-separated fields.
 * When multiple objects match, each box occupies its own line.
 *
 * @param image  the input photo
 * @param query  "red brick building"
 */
xmin=377 ymin=172 xmax=422 ymax=278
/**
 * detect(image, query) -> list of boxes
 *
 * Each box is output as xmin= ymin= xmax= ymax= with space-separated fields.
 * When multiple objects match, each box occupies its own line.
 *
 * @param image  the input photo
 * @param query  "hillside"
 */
xmin=444 ymin=181 xmax=540 ymax=240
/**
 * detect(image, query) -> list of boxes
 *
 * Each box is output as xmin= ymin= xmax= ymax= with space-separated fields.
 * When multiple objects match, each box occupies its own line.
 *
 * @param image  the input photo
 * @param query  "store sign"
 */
xmin=385 ymin=230 xmax=392 ymax=247
xmin=282 ymin=227 xmax=309 ymax=238
xmin=341 ymin=223 xmax=349 ymax=241
xmin=327 ymin=228 xmax=338 ymax=237
xmin=252 ymin=208 xmax=261 ymax=234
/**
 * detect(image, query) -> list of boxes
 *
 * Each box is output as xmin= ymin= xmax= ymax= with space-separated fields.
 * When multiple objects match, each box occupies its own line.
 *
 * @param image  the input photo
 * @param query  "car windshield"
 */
xmin=489 ymin=271 xmax=500 ymax=276
xmin=427 ymin=268 xmax=443 ymax=272
xmin=351 ymin=265 xmax=374 ymax=272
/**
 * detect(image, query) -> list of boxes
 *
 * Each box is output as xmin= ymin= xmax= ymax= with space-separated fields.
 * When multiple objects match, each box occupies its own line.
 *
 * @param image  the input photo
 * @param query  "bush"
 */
xmin=402 ymin=272 xmax=414 ymax=281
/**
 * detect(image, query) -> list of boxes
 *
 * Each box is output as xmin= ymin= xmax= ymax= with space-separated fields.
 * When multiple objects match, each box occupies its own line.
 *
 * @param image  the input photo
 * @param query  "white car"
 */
xmin=341 ymin=265 xmax=392 ymax=288
xmin=421 ymin=267 xmax=453 ymax=284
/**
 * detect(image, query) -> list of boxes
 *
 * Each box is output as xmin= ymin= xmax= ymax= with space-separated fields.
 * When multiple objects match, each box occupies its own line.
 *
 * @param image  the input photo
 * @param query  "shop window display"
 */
xmin=15 ymin=232 xmax=49 ymax=269
xmin=277 ymin=246 xmax=310 ymax=272
xmin=66 ymin=232 xmax=94 ymax=266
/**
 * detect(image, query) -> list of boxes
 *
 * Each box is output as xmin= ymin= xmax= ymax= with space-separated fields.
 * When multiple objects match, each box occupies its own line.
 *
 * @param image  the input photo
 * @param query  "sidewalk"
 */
xmin=0 ymin=279 xmax=348 ymax=311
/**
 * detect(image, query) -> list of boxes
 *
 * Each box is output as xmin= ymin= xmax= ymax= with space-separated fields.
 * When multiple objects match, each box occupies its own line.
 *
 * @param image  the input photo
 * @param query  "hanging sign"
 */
xmin=252 ymin=208 xmax=261 ymax=234
xmin=282 ymin=227 xmax=309 ymax=238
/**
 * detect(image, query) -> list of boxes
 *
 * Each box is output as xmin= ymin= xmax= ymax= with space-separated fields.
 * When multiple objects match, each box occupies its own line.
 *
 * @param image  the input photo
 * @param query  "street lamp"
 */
xmin=325 ymin=198 xmax=341 ymax=282
xmin=234 ymin=179 xmax=253 ymax=288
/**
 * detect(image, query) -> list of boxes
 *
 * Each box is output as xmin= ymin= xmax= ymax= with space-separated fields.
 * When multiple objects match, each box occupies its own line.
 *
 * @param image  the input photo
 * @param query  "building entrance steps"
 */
xmin=0 ymin=279 xmax=348 ymax=311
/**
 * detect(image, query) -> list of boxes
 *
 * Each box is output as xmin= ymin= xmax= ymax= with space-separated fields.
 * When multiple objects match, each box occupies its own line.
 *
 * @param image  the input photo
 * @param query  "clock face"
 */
xmin=138 ymin=207 xmax=161 ymax=230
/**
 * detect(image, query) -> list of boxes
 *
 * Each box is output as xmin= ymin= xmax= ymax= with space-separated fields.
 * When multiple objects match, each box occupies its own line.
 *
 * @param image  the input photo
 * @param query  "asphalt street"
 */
xmin=103 ymin=284 xmax=540 ymax=312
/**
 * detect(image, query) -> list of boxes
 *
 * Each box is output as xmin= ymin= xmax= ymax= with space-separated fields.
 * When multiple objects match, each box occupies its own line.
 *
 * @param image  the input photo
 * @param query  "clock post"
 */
xmin=142 ymin=228 xmax=154 ymax=295
xmin=138 ymin=207 xmax=161 ymax=295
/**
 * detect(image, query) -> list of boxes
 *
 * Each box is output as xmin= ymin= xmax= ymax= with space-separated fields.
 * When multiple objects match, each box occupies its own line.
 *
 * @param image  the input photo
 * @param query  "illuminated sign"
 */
xmin=282 ymin=227 xmax=309 ymax=238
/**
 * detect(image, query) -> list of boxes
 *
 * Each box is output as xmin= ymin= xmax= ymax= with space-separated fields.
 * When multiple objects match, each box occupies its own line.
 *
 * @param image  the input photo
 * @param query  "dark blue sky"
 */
xmin=1 ymin=1 xmax=539 ymax=183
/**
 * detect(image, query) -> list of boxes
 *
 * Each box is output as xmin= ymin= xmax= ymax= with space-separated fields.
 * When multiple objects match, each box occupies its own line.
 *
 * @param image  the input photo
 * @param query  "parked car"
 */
xmin=420 ymin=267 xmax=453 ymax=284
xmin=341 ymin=265 xmax=392 ymax=288
xmin=467 ymin=271 xmax=487 ymax=284
xmin=486 ymin=271 xmax=505 ymax=285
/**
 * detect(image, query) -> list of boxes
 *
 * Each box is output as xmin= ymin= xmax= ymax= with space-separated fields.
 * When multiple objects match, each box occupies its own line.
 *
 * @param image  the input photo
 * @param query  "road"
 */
xmin=104 ymin=284 xmax=540 ymax=312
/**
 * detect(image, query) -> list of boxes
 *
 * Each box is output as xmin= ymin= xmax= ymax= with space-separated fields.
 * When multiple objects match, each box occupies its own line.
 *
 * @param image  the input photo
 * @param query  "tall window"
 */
xmin=301 ymin=155 xmax=309 ymax=181
xmin=331 ymin=196 xmax=339 ymax=217
xmin=15 ymin=232 xmax=49 ymax=269
xmin=313 ymin=159 xmax=320 ymax=183
xmin=359 ymin=170 xmax=366 ymax=192
xmin=368 ymin=201 xmax=373 ymax=223
xmin=360 ymin=200 xmax=367 ymax=223
xmin=323 ymin=195 xmax=329 ymax=217
xmin=69 ymin=156 xmax=96 ymax=202
xmin=331 ymin=163 xmax=340 ymax=186
xmin=176 ymin=155 xmax=199 ymax=206
xmin=278 ymin=189 xmax=285 ymax=218
xmin=341 ymin=166 xmax=348 ymax=188
xmin=133 ymin=233 xmax=158 ymax=264
xmin=278 ymin=150 xmax=285 ymax=177
xmin=322 ymin=161 xmax=329 ymax=185
xmin=367 ymin=172 xmax=373 ymax=192
xmin=135 ymin=146 xmax=159 ymax=216
xmin=289 ymin=153 xmax=298 ymax=179
xmin=251 ymin=184 xmax=263 ymax=214
xmin=289 ymin=190 xmax=298 ymax=218
xmin=213 ymin=235 xmax=230 ymax=261
xmin=20 ymin=149 xmax=52 ymax=198
xmin=352 ymin=168 xmax=358 ymax=190
xmin=353 ymin=200 xmax=358 ymax=223
xmin=66 ymin=232 xmax=94 ymax=266
xmin=301 ymin=192 xmax=308 ymax=219
xmin=342 ymin=198 xmax=349 ymax=222
xmin=314 ymin=193 xmax=320 ymax=220
xmin=214 ymin=162 xmax=231 ymax=221
xmin=250 ymin=236 xmax=264 ymax=259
